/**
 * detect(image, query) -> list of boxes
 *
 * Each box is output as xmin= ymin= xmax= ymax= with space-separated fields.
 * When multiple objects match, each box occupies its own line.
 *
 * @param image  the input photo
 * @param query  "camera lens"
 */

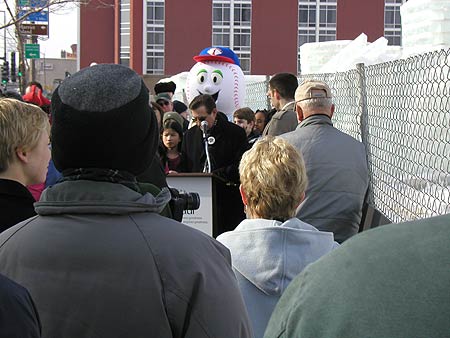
xmin=178 ymin=191 xmax=200 ymax=210
xmin=185 ymin=192 xmax=200 ymax=210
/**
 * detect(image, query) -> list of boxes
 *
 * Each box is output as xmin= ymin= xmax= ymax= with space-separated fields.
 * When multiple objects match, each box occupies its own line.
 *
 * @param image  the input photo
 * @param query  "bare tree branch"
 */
xmin=0 ymin=0 xmax=89 ymax=30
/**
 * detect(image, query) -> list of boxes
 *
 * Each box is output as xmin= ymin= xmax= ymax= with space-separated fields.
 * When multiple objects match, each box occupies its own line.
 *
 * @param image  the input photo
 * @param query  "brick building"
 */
xmin=79 ymin=0 xmax=406 ymax=76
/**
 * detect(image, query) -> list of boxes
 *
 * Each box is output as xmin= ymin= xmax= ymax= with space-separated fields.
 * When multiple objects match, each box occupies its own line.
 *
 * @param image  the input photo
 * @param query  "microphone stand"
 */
xmin=201 ymin=121 xmax=212 ymax=173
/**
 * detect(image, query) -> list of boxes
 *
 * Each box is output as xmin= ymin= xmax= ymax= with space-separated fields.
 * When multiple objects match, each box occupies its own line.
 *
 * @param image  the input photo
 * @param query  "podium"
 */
xmin=166 ymin=173 xmax=245 ymax=237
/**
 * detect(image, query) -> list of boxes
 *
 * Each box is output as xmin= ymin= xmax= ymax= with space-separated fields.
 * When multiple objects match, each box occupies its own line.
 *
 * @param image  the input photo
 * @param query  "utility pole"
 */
xmin=14 ymin=0 xmax=27 ymax=93
xmin=29 ymin=35 xmax=37 ymax=83
xmin=2 ymin=11 xmax=6 ymax=62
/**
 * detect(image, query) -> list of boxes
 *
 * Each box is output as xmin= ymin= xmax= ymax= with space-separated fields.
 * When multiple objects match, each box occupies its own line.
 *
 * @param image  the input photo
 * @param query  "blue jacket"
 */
xmin=217 ymin=218 xmax=338 ymax=338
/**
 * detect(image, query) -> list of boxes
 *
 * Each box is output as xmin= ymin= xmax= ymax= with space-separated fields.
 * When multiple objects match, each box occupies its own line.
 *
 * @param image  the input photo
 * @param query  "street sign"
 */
xmin=25 ymin=43 xmax=40 ymax=59
xmin=18 ymin=10 xmax=49 ymax=22
xmin=20 ymin=23 xmax=48 ymax=36
xmin=19 ymin=0 xmax=49 ymax=8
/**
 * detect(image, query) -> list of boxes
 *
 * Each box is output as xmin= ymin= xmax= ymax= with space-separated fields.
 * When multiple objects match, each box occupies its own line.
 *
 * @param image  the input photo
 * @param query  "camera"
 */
xmin=169 ymin=188 xmax=200 ymax=222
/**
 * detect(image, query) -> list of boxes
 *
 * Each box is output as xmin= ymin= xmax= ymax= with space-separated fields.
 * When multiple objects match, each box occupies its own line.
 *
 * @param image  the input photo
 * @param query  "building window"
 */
xmin=233 ymin=27 xmax=251 ymax=52
xmin=319 ymin=29 xmax=336 ymax=42
xmin=384 ymin=0 xmax=407 ymax=46
xmin=146 ymin=51 xmax=164 ymax=73
xmin=120 ymin=0 xmax=130 ymax=66
xmin=299 ymin=4 xmax=316 ymax=28
xmin=298 ymin=0 xmax=337 ymax=73
xmin=298 ymin=29 xmax=316 ymax=46
xmin=145 ymin=1 xmax=165 ymax=74
xmin=212 ymin=0 xmax=252 ymax=74
xmin=233 ymin=3 xmax=251 ymax=25
xmin=213 ymin=3 xmax=230 ymax=26
xmin=319 ymin=4 xmax=336 ymax=28
xmin=147 ymin=1 xmax=164 ymax=25
xmin=147 ymin=26 xmax=164 ymax=49
xmin=213 ymin=27 xmax=231 ymax=46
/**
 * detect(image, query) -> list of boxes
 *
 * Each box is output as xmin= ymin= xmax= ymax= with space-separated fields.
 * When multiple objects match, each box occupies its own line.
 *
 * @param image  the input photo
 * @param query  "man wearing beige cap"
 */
xmin=281 ymin=80 xmax=369 ymax=243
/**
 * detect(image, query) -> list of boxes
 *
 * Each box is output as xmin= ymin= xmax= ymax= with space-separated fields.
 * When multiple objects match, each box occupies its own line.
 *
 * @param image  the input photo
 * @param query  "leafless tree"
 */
xmin=1 ymin=0 xmax=89 ymax=30
xmin=1 ymin=0 xmax=93 ymax=91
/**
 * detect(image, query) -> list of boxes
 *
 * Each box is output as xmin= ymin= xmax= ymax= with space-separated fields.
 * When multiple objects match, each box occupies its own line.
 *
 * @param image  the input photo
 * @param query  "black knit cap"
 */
xmin=154 ymin=81 xmax=176 ymax=95
xmin=173 ymin=100 xmax=188 ymax=114
xmin=51 ymin=64 xmax=158 ymax=176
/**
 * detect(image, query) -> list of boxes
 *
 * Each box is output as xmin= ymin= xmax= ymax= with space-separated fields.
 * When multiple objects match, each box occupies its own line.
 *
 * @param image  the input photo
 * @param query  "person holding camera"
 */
xmin=0 ymin=64 xmax=252 ymax=338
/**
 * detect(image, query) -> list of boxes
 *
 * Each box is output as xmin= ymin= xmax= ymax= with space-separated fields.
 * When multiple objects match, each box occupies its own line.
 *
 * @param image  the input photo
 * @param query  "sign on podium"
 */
xmin=167 ymin=173 xmax=216 ymax=236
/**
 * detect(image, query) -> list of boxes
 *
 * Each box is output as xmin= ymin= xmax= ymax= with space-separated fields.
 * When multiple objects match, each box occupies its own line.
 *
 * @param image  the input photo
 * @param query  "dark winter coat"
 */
xmin=0 ymin=179 xmax=36 ymax=233
xmin=181 ymin=112 xmax=248 ymax=184
xmin=0 ymin=180 xmax=252 ymax=338
xmin=0 ymin=273 xmax=41 ymax=338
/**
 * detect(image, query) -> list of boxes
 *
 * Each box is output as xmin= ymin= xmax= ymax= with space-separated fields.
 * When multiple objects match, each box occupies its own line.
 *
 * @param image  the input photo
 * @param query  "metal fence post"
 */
xmin=265 ymin=75 xmax=271 ymax=110
xmin=356 ymin=63 xmax=374 ymax=206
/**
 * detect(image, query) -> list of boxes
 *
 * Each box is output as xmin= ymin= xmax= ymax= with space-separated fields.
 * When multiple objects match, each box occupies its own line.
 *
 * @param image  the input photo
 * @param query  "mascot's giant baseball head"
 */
xmin=186 ymin=46 xmax=245 ymax=119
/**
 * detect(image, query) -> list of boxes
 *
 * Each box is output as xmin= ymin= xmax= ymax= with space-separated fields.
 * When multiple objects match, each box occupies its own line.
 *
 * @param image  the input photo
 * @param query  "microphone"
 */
xmin=200 ymin=120 xmax=212 ymax=173
xmin=200 ymin=120 xmax=208 ymax=139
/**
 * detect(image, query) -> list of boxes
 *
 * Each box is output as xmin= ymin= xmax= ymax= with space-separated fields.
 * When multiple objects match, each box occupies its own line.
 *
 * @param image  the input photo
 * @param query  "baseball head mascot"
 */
xmin=186 ymin=46 xmax=245 ymax=120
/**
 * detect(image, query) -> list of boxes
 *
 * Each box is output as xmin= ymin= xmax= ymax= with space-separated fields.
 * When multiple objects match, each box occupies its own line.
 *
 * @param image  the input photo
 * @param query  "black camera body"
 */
xmin=168 ymin=188 xmax=200 ymax=222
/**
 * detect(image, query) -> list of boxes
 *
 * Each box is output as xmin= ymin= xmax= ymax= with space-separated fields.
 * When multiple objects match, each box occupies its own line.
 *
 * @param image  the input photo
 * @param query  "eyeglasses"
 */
xmin=157 ymin=100 xmax=171 ymax=106
xmin=191 ymin=116 xmax=207 ymax=123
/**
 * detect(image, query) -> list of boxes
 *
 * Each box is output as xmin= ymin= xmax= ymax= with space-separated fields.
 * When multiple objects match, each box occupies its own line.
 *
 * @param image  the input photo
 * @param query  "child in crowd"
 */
xmin=159 ymin=112 xmax=185 ymax=174
xmin=233 ymin=107 xmax=259 ymax=145
xmin=254 ymin=109 xmax=268 ymax=135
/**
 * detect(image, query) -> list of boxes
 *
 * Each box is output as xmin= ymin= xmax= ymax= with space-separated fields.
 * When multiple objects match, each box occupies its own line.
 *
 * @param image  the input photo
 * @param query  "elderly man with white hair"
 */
xmin=280 ymin=80 xmax=369 ymax=243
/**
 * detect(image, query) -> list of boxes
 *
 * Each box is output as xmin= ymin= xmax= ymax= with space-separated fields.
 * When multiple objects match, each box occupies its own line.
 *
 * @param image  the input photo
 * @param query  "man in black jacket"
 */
xmin=182 ymin=94 xmax=249 ymax=234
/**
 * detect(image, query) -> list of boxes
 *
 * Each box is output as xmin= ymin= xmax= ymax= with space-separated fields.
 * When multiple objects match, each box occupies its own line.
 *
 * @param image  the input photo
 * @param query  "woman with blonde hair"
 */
xmin=217 ymin=136 xmax=338 ymax=338
xmin=0 ymin=98 xmax=51 ymax=232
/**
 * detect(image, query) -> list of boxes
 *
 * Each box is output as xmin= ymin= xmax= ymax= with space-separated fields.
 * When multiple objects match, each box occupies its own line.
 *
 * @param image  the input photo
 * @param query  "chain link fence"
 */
xmin=244 ymin=48 xmax=450 ymax=224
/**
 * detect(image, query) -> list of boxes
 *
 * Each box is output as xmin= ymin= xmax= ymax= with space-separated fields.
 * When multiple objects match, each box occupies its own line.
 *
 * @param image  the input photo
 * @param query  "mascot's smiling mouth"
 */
xmin=198 ymin=90 xmax=220 ymax=102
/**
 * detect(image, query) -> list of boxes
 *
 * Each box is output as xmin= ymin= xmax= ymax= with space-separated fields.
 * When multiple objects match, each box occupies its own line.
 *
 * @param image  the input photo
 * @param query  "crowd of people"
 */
xmin=0 ymin=64 xmax=448 ymax=338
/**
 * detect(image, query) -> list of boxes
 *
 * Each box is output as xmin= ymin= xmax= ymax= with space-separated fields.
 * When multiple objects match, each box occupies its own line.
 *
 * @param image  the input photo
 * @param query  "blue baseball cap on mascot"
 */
xmin=193 ymin=47 xmax=241 ymax=67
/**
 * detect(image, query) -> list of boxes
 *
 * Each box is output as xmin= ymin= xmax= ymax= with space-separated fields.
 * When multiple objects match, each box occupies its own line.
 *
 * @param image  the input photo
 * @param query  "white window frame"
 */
xmin=120 ymin=0 xmax=130 ymax=65
xmin=144 ymin=0 xmax=165 ymax=74
xmin=212 ymin=0 xmax=252 ymax=74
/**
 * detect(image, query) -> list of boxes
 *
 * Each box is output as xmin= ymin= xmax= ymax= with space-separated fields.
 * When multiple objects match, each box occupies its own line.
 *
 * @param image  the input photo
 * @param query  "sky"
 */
xmin=1 ymin=2 xmax=78 ymax=59
xmin=33 ymin=4 xmax=78 ymax=58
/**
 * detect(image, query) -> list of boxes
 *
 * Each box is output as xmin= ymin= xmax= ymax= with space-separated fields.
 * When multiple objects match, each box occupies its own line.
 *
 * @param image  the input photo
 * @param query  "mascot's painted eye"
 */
xmin=211 ymin=70 xmax=223 ymax=85
xmin=197 ymin=69 xmax=207 ymax=84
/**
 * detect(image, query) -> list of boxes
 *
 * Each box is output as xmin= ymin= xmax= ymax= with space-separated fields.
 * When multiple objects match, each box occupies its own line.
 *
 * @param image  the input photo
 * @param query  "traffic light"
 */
xmin=10 ymin=52 xmax=16 ymax=83
xmin=1 ymin=61 xmax=10 ymax=85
